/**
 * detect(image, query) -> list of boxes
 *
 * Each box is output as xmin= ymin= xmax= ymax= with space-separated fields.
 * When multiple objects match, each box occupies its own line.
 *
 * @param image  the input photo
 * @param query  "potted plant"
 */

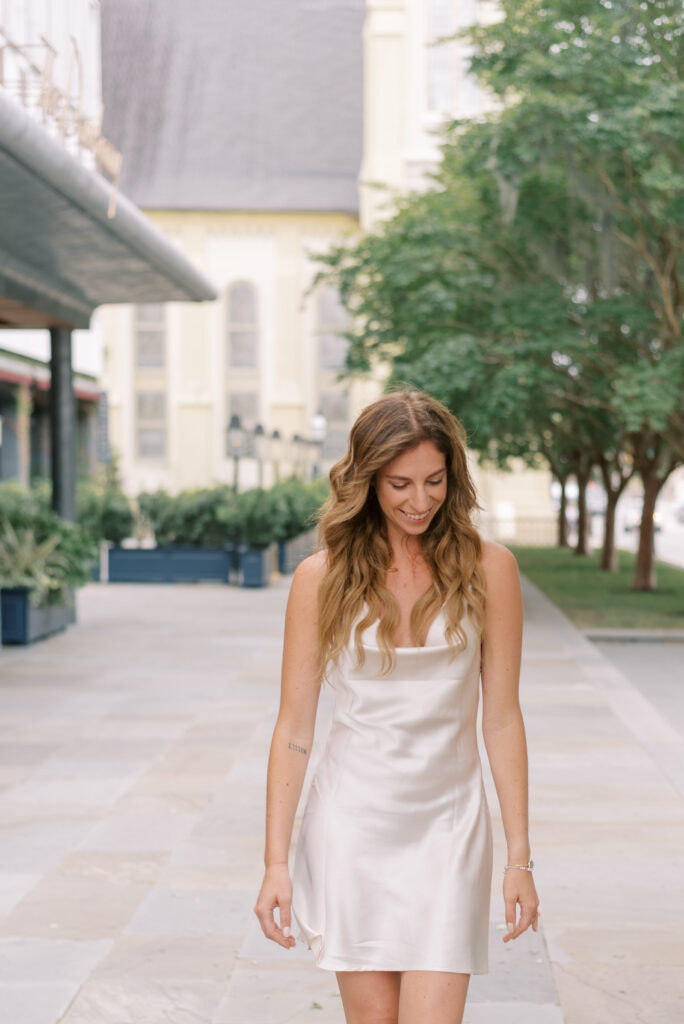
xmin=0 ymin=519 xmax=96 ymax=644
xmin=236 ymin=487 xmax=287 ymax=587
xmin=274 ymin=477 xmax=328 ymax=573
xmin=78 ymin=475 xmax=136 ymax=581
xmin=107 ymin=487 xmax=237 ymax=583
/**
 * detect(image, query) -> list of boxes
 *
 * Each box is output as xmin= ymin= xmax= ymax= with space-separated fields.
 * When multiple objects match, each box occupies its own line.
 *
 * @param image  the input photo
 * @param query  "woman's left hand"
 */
xmin=503 ymin=869 xmax=540 ymax=942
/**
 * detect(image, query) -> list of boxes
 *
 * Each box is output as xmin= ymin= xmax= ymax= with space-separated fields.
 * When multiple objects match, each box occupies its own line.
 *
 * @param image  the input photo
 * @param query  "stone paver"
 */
xmin=0 ymin=576 xmax=682 ymax=1022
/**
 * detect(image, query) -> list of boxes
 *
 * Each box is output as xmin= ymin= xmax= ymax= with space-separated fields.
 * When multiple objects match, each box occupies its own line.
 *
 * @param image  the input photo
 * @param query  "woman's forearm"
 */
xmin=482 ymin=708 xmax=531 ymax=860
xmin=264 ymin=717 xmax=313 ymax=868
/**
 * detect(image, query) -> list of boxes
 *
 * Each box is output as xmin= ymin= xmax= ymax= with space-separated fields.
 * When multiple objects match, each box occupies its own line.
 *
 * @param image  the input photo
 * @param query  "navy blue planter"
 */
xmin=240 ymin=547 xmax=271 ymax=587
xmin=108 ymin=545 xmax=232 ymax=583
xmin=1 ymin=587 xmax=76 ymax=645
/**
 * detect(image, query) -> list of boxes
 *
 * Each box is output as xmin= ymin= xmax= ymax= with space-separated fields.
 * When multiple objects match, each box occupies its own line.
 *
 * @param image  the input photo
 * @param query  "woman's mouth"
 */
xmin=399 ymin=508 xmax=432 ymax=522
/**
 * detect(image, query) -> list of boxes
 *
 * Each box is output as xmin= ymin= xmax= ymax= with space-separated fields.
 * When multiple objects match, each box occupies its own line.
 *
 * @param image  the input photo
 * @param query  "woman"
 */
xmin=254 ymin=389 xmax=539 ymax=1024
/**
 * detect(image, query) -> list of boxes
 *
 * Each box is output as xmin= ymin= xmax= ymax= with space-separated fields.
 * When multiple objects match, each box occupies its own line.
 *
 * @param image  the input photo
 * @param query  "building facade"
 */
xmin=361 ymin=0 xmax=496 ymax=227
xmin=99 ymin=0 xmax=372 ymax=494
xmin=0 ymin=0 xmax=214 ymax=510
xmin=101 ymin=210 xmax=380 ymax=494
xmin=0 ymin=0 xmax=104 ymax=488
xmin=361 ymin=0 xmax=554 ymax=528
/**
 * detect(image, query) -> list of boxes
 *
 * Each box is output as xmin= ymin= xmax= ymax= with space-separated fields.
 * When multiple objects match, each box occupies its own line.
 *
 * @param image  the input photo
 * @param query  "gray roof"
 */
xmin=101 ymin=0 xmax=364 ymax=214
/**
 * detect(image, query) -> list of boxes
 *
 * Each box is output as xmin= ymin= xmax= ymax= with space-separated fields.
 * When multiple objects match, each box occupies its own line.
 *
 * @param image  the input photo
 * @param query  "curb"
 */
xmin=584 ymin=628 xmax=684 ymax=642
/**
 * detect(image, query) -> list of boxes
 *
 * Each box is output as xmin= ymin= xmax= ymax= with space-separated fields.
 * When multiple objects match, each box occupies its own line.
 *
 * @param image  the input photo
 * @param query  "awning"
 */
xmin=0 ymin=89 xmax=217 ymax=330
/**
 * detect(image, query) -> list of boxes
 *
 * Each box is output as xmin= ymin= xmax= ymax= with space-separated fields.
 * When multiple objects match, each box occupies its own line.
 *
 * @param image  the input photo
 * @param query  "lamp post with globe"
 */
xmin=309 ymin=410 xmax=328 ymax=479
xmin=227 ymin=414 xmax=245 ymax=493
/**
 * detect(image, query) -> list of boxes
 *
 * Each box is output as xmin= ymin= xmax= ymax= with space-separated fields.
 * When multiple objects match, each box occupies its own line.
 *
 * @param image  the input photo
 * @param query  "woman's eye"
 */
xmin=390 ymin=478 xmax=444 ymax=491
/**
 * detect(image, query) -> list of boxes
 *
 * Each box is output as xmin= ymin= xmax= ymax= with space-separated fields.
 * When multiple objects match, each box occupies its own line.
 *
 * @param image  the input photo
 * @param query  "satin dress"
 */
xmin=291 ymin=602 xmax=493 ymax=973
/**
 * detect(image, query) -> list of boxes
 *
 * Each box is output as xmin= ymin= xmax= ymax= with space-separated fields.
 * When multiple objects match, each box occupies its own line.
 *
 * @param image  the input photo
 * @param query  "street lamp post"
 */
xmin=253 ymin=423 xmax=269 ymax=488
xmin=227 ymin=414 xmax=245 ymax=492
xmin=271 ymin=429 xmax=282 ymax=482
xmin=291 ymin=434 xmax=305 ymax=479
xmin=309 ymin=410 xmax=328 ymax=479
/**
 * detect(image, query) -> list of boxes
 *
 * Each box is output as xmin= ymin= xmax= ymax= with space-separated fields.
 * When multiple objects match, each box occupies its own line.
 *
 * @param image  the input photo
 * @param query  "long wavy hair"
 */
xmin=315 ymin=389 xmax=486 ymax=679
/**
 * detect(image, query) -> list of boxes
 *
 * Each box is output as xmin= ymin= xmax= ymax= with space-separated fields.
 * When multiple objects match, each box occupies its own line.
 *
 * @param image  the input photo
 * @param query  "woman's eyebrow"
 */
xmin=386 ymin=471 xmax=446 ymax=481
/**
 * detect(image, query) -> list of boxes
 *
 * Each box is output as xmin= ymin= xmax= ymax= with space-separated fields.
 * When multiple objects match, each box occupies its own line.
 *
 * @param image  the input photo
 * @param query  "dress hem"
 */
xmin=295 ymin=923 xmax=489 ymax=975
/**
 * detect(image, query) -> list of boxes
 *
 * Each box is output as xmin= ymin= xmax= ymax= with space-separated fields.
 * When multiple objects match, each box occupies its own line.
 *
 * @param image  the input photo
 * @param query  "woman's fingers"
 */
xmin=254 ymin=891 xmax=296 ymax=949
xmin=254 ymin=899 xmax=289 ymax=947
xmin=502 ymin=895 xmax=518 ymax=942
xmin=517 ymin=899 xmax=538 ymax=935
xmin=502 ymin=897 xmax=541 ymax=942
xmin=279 ymin=901 xmax=296 ymax=948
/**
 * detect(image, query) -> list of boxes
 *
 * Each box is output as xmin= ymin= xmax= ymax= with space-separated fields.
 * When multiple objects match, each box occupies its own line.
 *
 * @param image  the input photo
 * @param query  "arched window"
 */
xmin=318 ymin=286 xmax=348 ymax=369
xmin=227 ymin=282 xmax=259 ymax=368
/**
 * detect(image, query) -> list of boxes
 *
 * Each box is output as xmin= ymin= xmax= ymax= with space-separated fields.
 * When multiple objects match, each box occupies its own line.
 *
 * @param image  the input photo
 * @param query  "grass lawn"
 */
xmin=510 ymin=545 xmax=684 ymax=630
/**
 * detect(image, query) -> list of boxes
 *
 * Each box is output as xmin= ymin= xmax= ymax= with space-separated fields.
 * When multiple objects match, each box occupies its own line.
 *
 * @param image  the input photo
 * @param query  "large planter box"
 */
xmin=277 ymin=529 xmax=318 ymax=574
xmin=1 ymin=587 xmax=76 ymax=645
xmin=108 ymin=545 xmax=232 ymax=583
xmin=240 ymin=546 xmax=271 ymax=587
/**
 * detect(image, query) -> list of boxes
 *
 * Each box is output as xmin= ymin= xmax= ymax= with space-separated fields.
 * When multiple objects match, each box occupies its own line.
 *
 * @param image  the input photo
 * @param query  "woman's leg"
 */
xmin=336 ymin=970 xmax=402 ymax=1024
xmin=398 ymin=971 xmax=470 ymax=1024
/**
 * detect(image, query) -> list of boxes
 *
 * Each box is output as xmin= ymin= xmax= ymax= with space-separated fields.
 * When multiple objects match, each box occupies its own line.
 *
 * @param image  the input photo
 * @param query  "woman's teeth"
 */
xmin=401 ymin=509 xmax=430 ymax=521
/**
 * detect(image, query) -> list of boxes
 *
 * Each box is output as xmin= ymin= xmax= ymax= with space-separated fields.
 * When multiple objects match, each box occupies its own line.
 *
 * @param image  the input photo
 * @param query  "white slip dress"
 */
xmin=291 ymin=602 xmax=493 ymax=973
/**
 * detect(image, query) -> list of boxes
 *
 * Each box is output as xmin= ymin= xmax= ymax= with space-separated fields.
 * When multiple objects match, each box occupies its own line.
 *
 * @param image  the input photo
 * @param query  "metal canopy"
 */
xmin=0 ymin=90 xmax=217 ymax=330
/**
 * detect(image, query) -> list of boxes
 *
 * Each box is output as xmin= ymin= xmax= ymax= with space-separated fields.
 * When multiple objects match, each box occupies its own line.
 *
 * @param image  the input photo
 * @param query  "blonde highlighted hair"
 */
xmin=315 ymin=388 xmax=486 ymax=679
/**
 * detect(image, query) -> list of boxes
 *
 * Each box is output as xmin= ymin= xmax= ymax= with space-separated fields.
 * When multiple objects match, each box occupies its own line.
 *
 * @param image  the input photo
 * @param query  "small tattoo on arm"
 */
xmin=288 ymin=741 xmax=307 ymax=755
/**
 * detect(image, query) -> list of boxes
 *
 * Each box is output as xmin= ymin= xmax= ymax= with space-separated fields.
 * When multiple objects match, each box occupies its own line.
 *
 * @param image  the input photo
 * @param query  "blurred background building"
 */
xmin=0 ymin=0 xmax=214 ymax=519
xmin=99 ymin=0 xmax=372 ymax=494
xmin=0 ymin=0 xmax=553 ymax=531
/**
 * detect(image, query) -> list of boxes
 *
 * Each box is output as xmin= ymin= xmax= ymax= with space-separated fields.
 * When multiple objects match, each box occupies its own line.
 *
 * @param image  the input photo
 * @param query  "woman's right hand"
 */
xmin=254 ymin=863 xmax=297 ymax=949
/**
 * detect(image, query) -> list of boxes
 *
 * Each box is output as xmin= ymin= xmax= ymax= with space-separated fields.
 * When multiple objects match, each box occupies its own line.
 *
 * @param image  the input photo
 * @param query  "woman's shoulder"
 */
xmin=291 ymin=548 xmax=329 ymax=595
xmin=479 ymin=539 xmax=519 ymax=577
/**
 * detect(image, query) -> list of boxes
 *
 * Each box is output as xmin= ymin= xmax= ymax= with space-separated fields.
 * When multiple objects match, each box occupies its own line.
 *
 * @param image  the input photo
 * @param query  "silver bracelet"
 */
xmin=503 ymin=859 xmax=534 ymax=873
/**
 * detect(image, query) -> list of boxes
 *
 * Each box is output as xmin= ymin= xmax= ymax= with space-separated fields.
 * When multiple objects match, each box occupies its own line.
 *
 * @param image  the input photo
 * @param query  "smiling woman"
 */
xmin=314 ymin=391 xmax=486 ymax=673
xmin=376 ymin=441 xmax=447 ymax=526
xmin=255 ymin=389 xmax=539 ymax=1024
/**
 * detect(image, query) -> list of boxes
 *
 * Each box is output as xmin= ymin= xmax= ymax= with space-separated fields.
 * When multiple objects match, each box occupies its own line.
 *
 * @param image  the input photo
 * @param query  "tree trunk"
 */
xmin=632 ymin=471 xmax=662 ymax=590
xmin=597 ymin=455 xmax=632 ymax=572
xmin=557 ymin=476 xmax=569 ymax=547
xmin=575 ymin=469 xmax=591 ymax=556
xmin=600 ymin=491 xmax=619 ymax=571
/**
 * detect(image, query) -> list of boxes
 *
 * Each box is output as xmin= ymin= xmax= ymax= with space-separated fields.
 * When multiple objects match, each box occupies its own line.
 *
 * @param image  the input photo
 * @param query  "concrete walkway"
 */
xmin=0 ymin=576 xmax=681 ymax=1023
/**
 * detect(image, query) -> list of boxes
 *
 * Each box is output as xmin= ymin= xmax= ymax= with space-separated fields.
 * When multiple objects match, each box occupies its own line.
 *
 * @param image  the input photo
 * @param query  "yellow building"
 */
xmin=99 ymin=0 xmax=373 ymax=495
xmin=100 ymin=210 xmax=379 ymax=494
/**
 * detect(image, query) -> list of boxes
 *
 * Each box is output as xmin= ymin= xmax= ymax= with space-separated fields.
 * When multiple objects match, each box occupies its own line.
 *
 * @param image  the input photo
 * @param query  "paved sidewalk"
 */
xmin=0 ymin=576 xmax=681 ymax=1023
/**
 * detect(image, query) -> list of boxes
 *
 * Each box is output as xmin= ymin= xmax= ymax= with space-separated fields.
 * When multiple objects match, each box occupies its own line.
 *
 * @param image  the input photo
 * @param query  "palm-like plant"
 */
xmin=0 ymin=520 xmax=73 ymax=607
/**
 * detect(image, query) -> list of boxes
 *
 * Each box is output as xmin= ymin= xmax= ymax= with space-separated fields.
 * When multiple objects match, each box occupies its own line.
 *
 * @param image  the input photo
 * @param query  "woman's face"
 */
xmin=374 ymin=440 xmax=448 ymax=540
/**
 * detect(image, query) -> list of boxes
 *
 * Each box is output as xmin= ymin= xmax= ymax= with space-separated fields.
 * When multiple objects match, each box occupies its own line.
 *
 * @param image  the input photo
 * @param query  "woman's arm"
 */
xmin=254 ymin=550 xmax=326 ymax=949
xmin=479 ymin=540 xmax=539 ymax=942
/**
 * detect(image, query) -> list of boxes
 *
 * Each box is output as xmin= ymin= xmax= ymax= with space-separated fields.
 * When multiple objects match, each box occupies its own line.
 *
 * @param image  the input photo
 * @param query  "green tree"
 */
xmin=319 ymin=0 xmax=684 ymax=590
xmin=466 ymin=0 xmax=684 ymax=588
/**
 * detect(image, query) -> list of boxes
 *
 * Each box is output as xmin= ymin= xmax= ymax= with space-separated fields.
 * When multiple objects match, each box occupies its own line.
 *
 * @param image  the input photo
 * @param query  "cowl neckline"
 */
xmin=358 ymin=601 xmax=450 ymax=651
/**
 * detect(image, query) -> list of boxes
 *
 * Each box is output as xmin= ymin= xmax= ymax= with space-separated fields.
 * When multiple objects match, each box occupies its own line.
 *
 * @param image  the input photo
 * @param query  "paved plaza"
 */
xmin=0 ymin=574 xmax=682 ymax=1023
